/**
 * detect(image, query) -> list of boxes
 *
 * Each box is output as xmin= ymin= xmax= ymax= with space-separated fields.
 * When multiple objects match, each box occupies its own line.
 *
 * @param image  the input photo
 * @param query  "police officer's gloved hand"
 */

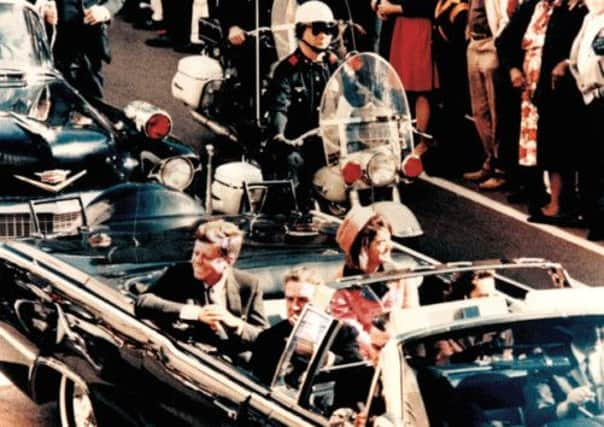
xmin=272 ymin=133 xmax=290 ymax=146
xmin=593 ymin=33 xmax=604 ymax=55
xmin=84 ymin=5 xmax=111 ymax=25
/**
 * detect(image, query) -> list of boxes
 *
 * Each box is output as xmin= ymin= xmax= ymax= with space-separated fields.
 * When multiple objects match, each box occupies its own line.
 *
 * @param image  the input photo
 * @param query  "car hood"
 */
xmin=0 ymin=79 xmax=126 ymax=199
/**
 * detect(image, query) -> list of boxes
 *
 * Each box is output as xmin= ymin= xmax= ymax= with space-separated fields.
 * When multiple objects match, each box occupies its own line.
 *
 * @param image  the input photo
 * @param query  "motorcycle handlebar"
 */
xmin=246 ymin=20 xmax=363 ymax=37
xmin=276 ymin=127 xmax=320 ymax=147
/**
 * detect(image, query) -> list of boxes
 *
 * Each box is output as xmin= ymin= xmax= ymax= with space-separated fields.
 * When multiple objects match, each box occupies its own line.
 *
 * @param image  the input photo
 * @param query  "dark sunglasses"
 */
xmin=307 ymin=21 xmax=338 ymax=36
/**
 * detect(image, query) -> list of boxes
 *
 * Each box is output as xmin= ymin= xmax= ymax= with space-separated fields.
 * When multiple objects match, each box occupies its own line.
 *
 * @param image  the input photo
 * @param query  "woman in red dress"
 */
xmin=376 ymin=0 xmax=439 ymax=155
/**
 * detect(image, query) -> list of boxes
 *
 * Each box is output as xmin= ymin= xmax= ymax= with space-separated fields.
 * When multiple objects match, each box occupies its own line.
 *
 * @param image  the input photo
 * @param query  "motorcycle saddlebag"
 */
xmin=171 ymin=55 xmax=223 ymax=109
xmin=211 ymin=162 xmax=263 ymax=215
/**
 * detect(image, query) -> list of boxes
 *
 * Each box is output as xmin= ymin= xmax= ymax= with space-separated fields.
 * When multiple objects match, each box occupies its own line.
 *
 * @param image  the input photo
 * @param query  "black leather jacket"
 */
xmin=266 ymin=48 xmax=339 ymax=140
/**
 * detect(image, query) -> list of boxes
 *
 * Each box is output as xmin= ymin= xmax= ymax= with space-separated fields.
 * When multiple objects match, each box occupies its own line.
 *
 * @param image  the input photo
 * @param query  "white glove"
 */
xmin=83 ymin=5 xmax=111 ymax=25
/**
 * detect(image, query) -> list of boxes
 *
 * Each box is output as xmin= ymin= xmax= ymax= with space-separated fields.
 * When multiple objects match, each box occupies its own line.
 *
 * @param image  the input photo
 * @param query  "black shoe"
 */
xmin=173 ymin=42 xmax=202 ymax=54
xmin=134 ymin=19 xmax=164 ymax=31
xmin=527 ymin=211 xmax=584 ymax=227
xmin=144 ymin=33 xmax=173 ymax=48
xmin=588 ymin=228 xmax=604 ymax=241
xmin=527 ymin=213 xmax=566 ymax=225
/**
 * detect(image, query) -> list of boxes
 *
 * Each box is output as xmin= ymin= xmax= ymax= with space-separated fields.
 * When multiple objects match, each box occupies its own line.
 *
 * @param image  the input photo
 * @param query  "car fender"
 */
xmin=369 ymin=201 xmax=423 ymax=238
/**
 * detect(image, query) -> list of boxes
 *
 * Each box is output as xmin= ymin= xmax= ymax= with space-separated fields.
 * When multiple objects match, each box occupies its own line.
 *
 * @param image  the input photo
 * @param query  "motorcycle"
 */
xmin=284 ymin=52 xmax=423 ymax=236
xmin=172 ymin=49 xmax=422 ymax=238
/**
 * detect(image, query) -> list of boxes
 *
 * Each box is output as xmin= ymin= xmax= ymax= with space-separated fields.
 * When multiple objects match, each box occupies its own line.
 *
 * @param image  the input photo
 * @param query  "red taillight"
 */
xmin=342 ymin=161 xmax=363 ymax=185
xmin=401 ymin=154 xmax=423 ymax=178
xmin=145 ymin=113 xmax=172 ymax=139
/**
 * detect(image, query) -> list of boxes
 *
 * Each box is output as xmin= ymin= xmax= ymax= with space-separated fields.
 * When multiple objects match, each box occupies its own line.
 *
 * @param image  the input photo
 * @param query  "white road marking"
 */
xmin=420 ymin=175 xmax=604 ymax=257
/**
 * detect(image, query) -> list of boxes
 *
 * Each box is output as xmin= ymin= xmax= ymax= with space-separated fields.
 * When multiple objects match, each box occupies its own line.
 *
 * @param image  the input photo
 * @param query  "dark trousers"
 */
xmin=161 ymin=0 xmax=192 ymax=45
xmin=53 ymin=28 xmax=105 ymax=99
xmin=578 ymin=98 xmax=604 ymax=233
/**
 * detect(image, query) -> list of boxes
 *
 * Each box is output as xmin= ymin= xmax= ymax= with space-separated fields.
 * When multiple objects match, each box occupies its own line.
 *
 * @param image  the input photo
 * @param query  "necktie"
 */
xmin=205 ymin=286 xmax=214 ymax=305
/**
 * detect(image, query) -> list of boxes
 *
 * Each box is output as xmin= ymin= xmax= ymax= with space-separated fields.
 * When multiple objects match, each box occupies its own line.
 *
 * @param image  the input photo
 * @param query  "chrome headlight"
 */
xmin=367 ymin=152 xmax=396 ymax=186
xmin=159 ymin=157 xmax=194 ymax=191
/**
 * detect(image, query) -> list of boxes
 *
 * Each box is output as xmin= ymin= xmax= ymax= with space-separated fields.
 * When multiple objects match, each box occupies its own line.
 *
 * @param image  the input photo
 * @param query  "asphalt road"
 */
xmin=3 ymin=15 xmax=604 ymax=426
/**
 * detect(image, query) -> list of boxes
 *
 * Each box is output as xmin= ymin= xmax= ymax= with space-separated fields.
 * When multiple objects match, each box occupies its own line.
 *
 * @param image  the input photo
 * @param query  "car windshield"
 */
xmin=0 ymin=3 xmax=51 ymax=69
xmin=400 ymin=315 xmax=604 ymax=427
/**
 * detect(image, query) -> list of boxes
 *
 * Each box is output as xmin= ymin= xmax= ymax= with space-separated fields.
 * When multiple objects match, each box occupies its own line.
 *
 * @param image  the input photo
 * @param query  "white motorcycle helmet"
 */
xmin=295 ymin=0 xmax=335 ymax=24
xmin=171 ymin=55 xmax=224 ymax=110
xmin=294 ymin=1 xmax=337 ymax=44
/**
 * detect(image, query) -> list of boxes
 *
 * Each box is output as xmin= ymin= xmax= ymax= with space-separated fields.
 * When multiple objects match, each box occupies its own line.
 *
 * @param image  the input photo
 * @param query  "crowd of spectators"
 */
xmin=113 ymin=0 xmax=604 ymax=239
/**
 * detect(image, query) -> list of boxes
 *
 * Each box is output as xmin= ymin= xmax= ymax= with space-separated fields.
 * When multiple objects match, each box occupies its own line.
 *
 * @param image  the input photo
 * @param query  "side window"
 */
xmin=307 ymin=344 xmax=374 ymax=418
xmin=272 ymin=306 xmax=337 ymax=401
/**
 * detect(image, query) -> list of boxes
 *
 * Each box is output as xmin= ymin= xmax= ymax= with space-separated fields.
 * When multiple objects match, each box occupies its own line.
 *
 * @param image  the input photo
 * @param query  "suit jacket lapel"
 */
xmin=225 ymin=270 xmax=243 ymax=317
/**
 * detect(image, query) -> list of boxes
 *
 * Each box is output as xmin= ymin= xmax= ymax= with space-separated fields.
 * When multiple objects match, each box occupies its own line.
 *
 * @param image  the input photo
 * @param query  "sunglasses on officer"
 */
xmin=305 ymin=21 xmax=338 ymax=37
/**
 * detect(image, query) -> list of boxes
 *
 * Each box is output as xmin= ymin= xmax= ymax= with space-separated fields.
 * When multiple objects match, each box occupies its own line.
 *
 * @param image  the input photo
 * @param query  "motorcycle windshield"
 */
xmin=270 ymin=0 xmax=298 ymax=61
xmin=319 ymin=53 xmax=414 ymax=166
xmin=0 ymin=3 xmax=53 ymax=70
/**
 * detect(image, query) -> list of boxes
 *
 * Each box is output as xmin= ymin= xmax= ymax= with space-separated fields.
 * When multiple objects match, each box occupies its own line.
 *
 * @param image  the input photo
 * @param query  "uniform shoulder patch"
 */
xmin=288 ymin=54 xmax=299 ymax=66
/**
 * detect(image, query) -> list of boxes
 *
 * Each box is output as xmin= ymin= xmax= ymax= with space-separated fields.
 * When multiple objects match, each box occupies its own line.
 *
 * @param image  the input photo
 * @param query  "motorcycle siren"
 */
xmin=124 ymin=100 xmax=172 ymax=140
xmin=341 ymin=160 xmax=363 ymax=185
xmin=294 ymin=1 xmax=337 ymax=39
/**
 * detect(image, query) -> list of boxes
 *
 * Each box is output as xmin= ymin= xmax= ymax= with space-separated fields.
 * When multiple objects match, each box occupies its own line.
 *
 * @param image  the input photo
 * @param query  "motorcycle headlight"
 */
xmin=367 ymin=152 xmax=396 ymax=186
xmin=159 ymin=157 xmax=194 ymax=191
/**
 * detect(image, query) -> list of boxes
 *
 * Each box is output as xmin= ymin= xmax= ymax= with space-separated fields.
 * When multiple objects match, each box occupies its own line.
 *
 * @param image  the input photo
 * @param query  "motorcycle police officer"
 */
xmin=39 ymin=0 xmax=124 ymax=99
xmin=265 ymin=0 xmax=339 ymax=214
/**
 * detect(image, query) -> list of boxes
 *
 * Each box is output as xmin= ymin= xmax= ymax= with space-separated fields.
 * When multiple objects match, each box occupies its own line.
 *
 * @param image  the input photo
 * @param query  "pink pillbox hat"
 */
xmin=336 ymin=206 xmax=375 ymax=254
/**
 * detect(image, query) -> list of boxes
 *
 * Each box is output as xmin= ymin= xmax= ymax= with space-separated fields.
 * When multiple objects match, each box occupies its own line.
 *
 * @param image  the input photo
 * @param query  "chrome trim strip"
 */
xmin=14 ymin=170 xmax=87 ymax=193
xmin=0 ymin=322 xmax=38 ymax=365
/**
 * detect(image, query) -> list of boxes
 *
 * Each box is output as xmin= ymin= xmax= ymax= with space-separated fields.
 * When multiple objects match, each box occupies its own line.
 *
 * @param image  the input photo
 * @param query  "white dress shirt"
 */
xmin=179 ymin=273 xmax=228 ymax=320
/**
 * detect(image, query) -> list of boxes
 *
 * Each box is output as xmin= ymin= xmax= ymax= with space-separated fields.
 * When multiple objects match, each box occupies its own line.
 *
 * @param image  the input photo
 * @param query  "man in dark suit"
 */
xmin=135 ymin=220 xmax=268 ymax=355
xmin=250 ymin=266 xmax=361 ymax=384
xmin=524 ymin=323 xmax=604 ymax=426
xmin=40 ymin=0 xmax=124 ymax=99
